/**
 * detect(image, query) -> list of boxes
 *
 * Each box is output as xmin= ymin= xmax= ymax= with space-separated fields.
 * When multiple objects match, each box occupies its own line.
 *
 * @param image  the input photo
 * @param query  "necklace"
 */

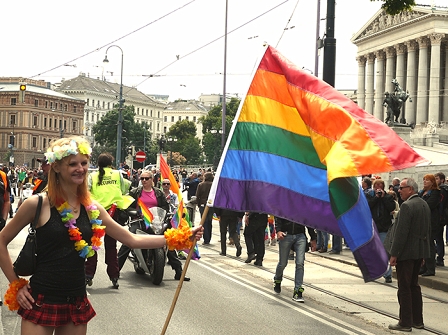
xmin=67 ymin=201 xmax=79 ymax=213
xmin=56 ymin=201 xmax=106 ymax=258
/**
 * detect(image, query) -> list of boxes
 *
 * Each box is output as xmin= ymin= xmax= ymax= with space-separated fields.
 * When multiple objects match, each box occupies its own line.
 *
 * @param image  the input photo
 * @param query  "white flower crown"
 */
xmin=45 ymin=140 xmax=92 ymax=163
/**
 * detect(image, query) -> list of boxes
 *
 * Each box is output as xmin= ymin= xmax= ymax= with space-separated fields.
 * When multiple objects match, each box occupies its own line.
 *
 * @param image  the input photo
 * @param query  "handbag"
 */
xmin=13 ymin=194 xmax=42 ymax=276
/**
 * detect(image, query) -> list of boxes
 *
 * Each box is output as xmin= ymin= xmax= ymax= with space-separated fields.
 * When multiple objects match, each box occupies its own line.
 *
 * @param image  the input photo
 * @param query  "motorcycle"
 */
xmin=119 ymin=207 xmax=170 ymax=285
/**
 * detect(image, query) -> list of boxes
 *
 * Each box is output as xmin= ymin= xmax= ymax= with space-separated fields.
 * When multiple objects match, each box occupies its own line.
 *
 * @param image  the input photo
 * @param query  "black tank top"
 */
xmin=30 ymin=205 xmax=93 ymax=298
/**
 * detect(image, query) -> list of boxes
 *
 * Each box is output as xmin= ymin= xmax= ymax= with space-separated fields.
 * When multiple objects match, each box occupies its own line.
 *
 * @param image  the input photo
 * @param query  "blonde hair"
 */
xmin=46 ymin=136 xmax=92 ymax=207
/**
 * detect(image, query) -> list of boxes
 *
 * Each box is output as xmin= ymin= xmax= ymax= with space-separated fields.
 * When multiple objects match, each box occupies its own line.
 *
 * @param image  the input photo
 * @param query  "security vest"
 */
xmin=90 ymin=168 xmax=125 ymax=209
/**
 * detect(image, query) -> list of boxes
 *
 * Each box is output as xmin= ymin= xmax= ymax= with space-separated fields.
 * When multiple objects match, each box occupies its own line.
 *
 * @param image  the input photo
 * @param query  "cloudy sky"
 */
xmin=0 ymin=0 xmax=437 ymax=101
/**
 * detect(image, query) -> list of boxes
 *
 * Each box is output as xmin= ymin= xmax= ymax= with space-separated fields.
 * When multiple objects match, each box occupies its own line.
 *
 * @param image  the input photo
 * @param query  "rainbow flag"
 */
xmin=159 ymin=154 xmax=200 ymax=259
xmin=208 ymin=46 xmax=427 ymax=282
xmin=137 ymin=198 xmax=154 ymax=229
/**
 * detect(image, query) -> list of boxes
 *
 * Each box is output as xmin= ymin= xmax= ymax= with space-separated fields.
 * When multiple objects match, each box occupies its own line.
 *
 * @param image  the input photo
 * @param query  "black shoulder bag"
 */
xmin=13 ymin=194 xmax=42 ymax=276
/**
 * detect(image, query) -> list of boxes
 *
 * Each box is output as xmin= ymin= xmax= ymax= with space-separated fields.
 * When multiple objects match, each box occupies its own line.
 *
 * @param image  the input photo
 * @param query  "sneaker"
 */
xmin=111 ymin=278 xmax=119 ymax=289
xmin=86 ymin=277 xmax=93 ymax=286
xmin=273 ymin=280 xmax=281 ymax=294
xmin=385 ymin=276 xmax=392 ymax=283
xmin=292 ymin=287 xmax=304 ymax=303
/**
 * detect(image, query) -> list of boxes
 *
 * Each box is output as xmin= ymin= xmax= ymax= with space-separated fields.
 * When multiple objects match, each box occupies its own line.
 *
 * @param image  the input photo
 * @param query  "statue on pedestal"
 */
xmin=383 ymin=78 xmax=412 ymax=125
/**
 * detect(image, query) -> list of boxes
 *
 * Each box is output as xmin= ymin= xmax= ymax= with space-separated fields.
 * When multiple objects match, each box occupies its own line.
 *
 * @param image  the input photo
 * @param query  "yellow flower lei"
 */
xmin=4 ymin=278 xmax=29 ymax=311
xmin=164 ymin=224 xmax=193 ymax=251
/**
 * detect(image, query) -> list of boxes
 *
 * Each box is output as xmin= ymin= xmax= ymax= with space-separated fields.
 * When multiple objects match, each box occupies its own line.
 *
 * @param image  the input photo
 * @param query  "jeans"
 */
xmin=332 ymin=235 xmax=342 ymax=252
xmin=274 ymin=233 xmax=307 ymax=290
xmin=378 ymin=232 xmax=393 ymax=278
xmin=316 ymin=230 xmax=328 ymax=250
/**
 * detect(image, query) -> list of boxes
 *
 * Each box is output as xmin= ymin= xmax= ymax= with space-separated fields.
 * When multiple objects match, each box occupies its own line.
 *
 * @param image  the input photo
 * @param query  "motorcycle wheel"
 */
xmin=149 ymin=248 xmax=165 ymax=285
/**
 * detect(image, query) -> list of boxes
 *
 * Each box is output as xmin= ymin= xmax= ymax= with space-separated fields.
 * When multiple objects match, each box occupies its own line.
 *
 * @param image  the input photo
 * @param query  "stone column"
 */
xmin=405 ymin=40 xmax=418 ymax=124
xmin=356 ymin=56 xmax=367 ymax=109
xmin=428 ymin=33 xmax=444 ymax=124
xmin=416 ymin=36 xmax=430 ymax=125
xmin=395 ymin=43 xmax=407 ymax=123
xmin=444 ymin=44 xmax=448 ymax=122
xmin=385 ymin=46 xmax=396 ymax=94
xmin=365 ymin=53 xmax=376 ymax=115
xmin=374 ymin=50 xmax=385 ymax=121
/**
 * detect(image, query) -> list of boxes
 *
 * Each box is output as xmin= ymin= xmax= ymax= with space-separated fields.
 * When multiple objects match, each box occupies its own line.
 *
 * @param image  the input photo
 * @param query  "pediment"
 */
xmin=351 ymin=7 xmax=435 ymax=44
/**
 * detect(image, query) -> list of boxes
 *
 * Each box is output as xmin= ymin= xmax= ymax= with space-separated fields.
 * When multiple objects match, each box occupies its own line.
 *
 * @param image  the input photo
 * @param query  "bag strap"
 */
xmin=29 ymin=194 xmax=43 ymax=233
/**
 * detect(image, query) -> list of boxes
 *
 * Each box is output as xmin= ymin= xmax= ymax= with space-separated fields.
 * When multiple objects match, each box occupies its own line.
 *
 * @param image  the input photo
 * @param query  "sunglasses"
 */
xmin=140 ymin=177 xmax=152 ymax=181
xmin=162 ymin=183 xmax=170 ymax=185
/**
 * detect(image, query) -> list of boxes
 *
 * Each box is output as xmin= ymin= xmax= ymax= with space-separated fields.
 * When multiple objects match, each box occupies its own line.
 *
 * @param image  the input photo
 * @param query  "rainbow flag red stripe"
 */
xmin=208 ymin=46 xmax=427 ymax=282
xmin=137 ymin=198 xmax=154 ymax=229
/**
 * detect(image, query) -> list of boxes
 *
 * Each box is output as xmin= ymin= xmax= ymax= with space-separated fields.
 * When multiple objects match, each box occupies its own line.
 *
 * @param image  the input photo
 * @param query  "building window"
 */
xmin=107 ymin=102 xmax=110 ymax=109
xmin=87 ymin=99 xmax=89 ymax=106
xmin=164 ymin=126 xmax=167 ymax=133
xmin=34 ymin=99 xmax=39 ymax=107
xmin=96 ymin=114 xmax=99 ymax=122
xmin=149 ymin=122 xmax=152 ymax=130
xmin=49 ymin=118 xmax=52 ymax=128
xmin=178 ymin=116 xmax=181 ymax=121
xmin=146 ymin=110 xmax=148 ymax=116
xmin=137 ymin=108 xmax=140 ymax=114
xmin=92 ymin=100 xmax=95 ymax=107
xmin=150 ymin=110 xmax=153 ymax=117
xmin=164 ymin=116 xmax=167 ymax=122
xmin=33 ymin=115 xmax=38 ymax=127
xmin=44 ymin=118 xmax=47 ymax=128
xmin=32 ymin=137 xmax=37 ymax=148
xmin=74 ymin=106 xmax=77 ymax=113
xmin=50 ymin=102 xmax=54 ymax=110
xmin=186 ymin=116 xmax=189 ymax=121
xmin=43 ymin=138 xmax=47 ymax=149
xmin=171 ymin=116 xmax=174 ymax=122
xmin=9 ymin=135 xmax=15 ymax=146
xmin=10 ymin=114 xmax=16 ymax=125
xmin=157 ymin=111 xmax=160 ymax=118
xmin=64 ymin=104 xmax=68 ymax=111
xmin=45 ymin=101 xmax=48 ymax=108
xmin=102 ymin=101 xmax=105 ymax=109
xmin=72 ymin=121 xmax=77 ymax=132
xmin=11 ymin=98 xmax=17 ymax=105
xmin=193 ymin=116 xmax=196 ymax=122
xmin=55 ymin=103 xmax=58 ymax=110
xmin=157 ymin=122 xmax=160 ymax=131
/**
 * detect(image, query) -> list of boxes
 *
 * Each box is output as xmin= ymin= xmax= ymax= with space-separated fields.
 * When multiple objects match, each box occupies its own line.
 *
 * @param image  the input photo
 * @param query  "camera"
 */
xmin=376 ymin=189 xmax=382 ymax=196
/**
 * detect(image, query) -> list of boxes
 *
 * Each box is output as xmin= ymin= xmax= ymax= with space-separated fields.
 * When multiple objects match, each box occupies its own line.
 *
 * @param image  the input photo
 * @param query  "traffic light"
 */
xmin=19 ymin=84 xmax=26 ymax=91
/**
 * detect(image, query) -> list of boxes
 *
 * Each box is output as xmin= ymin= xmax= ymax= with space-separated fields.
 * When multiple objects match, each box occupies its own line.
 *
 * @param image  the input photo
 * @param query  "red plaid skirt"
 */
xmin=18 ymin=294 xmax=96 ymax=327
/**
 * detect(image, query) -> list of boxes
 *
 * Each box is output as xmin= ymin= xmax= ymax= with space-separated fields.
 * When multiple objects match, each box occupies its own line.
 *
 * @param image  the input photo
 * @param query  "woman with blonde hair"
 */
xmin=0 ymin=136 xmax=202 ymax=335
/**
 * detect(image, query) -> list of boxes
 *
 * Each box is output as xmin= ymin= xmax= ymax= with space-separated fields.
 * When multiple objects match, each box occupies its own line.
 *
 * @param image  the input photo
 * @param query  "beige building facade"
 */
xmin=352 ymin=6 xmax=448 ymax=126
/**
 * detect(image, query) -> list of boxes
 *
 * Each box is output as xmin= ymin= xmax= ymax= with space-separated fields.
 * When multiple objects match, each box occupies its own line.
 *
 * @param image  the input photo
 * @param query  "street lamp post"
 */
xmin=103 ymin=45 xmax=124 ymax=168
xmin=166 ymin=136 xmax=177 ymax=167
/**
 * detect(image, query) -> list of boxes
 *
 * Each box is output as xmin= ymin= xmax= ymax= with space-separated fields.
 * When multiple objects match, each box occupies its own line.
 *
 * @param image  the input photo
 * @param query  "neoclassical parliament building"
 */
xmin=352 ymin=5 xmax=448 ymax=126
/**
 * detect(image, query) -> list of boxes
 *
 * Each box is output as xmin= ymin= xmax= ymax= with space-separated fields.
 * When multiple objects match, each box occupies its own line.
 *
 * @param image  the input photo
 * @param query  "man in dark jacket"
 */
xmin=273 ymin=218 xmax=316 ymax=303
xmin=366 ymin=179 xmax=395 ymax=283
xmin=387 ymin=178 xmax=430 ymax=332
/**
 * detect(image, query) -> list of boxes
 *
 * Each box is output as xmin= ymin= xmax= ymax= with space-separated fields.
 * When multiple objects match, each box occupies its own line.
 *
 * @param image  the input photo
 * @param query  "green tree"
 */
xmin=165 ymin=120 xmax=202 ymax=164
xmin=199 ymin=97 xmax=240 ymax=165
xmin=372 ymin=0 xmax=415 ymax=15
xmin=92 ymin=105 xmax=153 ymax=163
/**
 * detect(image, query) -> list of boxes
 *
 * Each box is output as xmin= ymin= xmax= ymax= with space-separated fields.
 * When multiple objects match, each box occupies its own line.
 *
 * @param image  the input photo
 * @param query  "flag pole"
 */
xmin=160 ymin=205 xmax=209 ymax=335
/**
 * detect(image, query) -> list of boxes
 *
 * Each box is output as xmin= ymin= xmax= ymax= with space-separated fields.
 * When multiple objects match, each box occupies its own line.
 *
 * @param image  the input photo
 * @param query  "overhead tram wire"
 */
xmin=275 ymin=0 xmax=300 ymax=48
xmin=28 ymin=0 xmax=197 ymax=79
xmin=131 ymin=0 xmax=291 ymax=90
